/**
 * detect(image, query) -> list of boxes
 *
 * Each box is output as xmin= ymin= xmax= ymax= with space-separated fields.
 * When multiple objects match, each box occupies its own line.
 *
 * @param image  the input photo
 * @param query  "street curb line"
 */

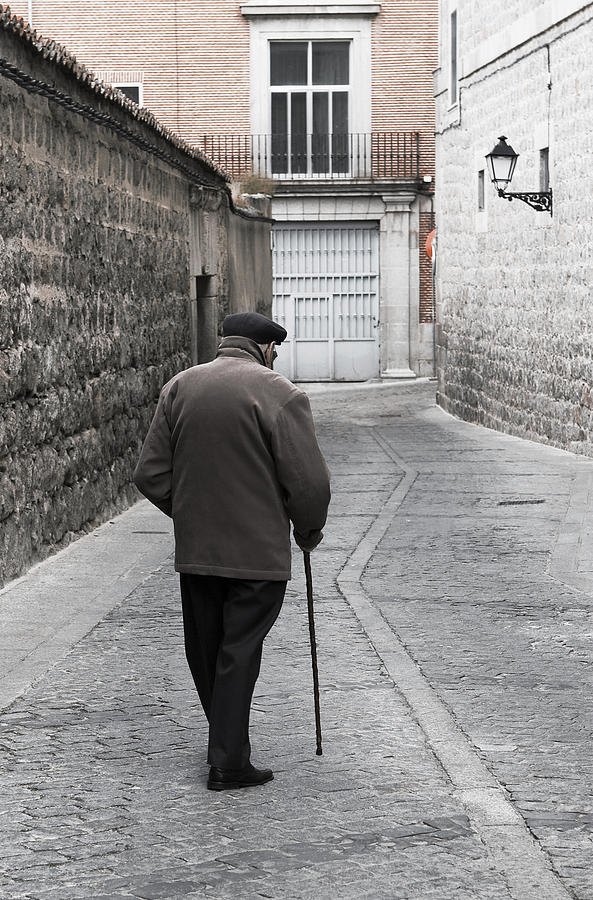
xmin=336 ymin=431 xmax=574 ymax=900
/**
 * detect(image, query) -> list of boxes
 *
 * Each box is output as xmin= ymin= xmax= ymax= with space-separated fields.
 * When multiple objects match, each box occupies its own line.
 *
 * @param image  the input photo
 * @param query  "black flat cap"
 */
xmin=222 ymin=312 xmax=287 ymax=344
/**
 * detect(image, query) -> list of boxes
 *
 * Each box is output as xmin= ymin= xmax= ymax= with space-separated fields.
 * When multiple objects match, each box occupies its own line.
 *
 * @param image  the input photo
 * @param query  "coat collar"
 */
xmin=216 ymin=336 xmax=267 ymax=366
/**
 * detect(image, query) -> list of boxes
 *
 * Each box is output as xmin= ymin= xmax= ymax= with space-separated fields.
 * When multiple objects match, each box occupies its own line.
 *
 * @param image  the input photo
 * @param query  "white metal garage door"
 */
xmin=272 ymin=223 xmax=380 ymax=381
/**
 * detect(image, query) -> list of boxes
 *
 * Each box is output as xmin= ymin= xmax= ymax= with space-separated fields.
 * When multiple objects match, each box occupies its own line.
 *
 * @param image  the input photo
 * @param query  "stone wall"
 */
xmin=227 ymin=198 xmax=274 ymax=319
xmin=0 ymin=17 xmax=272 ymax=585
xmin=434 ymin=2 xmax=593 ymax=454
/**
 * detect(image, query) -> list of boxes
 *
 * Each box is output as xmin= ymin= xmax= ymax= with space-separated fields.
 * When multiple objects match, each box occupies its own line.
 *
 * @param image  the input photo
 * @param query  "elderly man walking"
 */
xmin=133 ymin=312 xmax=330 ymax=791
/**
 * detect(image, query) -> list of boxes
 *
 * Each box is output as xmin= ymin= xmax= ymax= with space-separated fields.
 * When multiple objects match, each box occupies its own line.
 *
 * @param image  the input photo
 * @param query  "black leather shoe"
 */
xmin=207 ymin=763 xmax=274 ymax=791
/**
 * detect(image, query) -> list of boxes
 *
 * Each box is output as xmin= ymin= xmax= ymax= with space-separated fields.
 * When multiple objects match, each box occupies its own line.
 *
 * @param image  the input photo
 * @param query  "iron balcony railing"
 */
xmin=200 ymin=132 xmax=421 ymax=181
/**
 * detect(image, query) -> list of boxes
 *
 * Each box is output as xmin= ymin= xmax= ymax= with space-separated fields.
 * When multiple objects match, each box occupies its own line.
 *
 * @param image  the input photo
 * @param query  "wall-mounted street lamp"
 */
xmin=486 ymin=136 xmax=553 ymax=216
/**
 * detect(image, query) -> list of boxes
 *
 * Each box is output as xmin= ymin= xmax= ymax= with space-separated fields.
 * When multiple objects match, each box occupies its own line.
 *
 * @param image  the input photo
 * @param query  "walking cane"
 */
xmin=303 ymin=551 xmax=323 ymax=756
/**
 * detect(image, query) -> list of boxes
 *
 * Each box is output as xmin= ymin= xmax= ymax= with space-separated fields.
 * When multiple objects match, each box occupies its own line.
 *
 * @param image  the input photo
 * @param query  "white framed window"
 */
xmin=449 ymin=8 xmax=458 ymax=107
xmin=113 ymin=82 xmax=143 ymax=106
xmin=95 ymin=71 xmax=145 ymax=107
xmin=539 ymin=147 xmax=550 ymax=191
xmin=477 ymin=169 xmax=485 ymax=210
xmin=270 ymin=40 xmax=350 ymax=176
xmin=475 ymin=149 xmax=488 ymax=232
xmin=245 ymin=13 xmax=373 ymax=153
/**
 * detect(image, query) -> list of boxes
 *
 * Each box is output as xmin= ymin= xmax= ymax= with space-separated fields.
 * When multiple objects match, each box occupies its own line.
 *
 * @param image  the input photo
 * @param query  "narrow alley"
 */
xmin=1 ymin=382 xmax=591 ymax=900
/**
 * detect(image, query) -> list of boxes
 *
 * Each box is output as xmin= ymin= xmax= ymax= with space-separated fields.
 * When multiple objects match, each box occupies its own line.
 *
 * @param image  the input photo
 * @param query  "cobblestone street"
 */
xmin=1 ymin=382 xmax=592 ymax=899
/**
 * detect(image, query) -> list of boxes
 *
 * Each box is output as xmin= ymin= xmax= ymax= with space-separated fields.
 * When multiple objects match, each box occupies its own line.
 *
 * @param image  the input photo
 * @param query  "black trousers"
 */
xmin=180 ymin=573 xmax=286 ymax=770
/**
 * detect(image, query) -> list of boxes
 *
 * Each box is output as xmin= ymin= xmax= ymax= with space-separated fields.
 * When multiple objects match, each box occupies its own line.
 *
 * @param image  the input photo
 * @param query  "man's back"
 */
xmin=134 ymin=336 xmax=330 ymax=579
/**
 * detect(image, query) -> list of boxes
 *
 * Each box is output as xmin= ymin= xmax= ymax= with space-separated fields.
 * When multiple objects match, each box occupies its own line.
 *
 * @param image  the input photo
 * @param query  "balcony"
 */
xmin=200 ymin=132 xmax=420 ymax=182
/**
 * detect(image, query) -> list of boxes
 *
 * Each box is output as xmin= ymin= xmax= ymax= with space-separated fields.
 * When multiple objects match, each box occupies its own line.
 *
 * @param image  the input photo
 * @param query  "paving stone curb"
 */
xmin=336 ymin=429 xmax=573 ymax=900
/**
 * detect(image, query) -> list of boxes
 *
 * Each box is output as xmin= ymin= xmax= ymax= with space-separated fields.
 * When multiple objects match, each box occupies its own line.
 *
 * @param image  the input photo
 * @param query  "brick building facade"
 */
xmin=9 ymin=0 xmax=438 ymax=380
xmin=0 ymin=6 xmax=272 ymax=584
xmin=434 ymin=1 xmax=593 ymax=453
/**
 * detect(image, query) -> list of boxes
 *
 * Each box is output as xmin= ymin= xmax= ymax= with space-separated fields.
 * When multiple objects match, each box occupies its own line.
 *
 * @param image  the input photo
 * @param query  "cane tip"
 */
xmin=316 ymin=747 xmax=323 ymax=756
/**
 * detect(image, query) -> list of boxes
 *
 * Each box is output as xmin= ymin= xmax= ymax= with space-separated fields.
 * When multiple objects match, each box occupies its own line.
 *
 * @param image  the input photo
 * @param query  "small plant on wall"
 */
xmin=236 ymin=173 xmax=276 ymax=200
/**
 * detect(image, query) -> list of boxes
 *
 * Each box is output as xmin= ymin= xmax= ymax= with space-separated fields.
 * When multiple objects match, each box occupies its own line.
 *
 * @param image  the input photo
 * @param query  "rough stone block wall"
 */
xmin=435 ymin=3 xmax=593 ymax=456
xmin=0 ymin=30 xmax=205 ymax=585
xmin=227 ymin=202 xmax=274 ymax=319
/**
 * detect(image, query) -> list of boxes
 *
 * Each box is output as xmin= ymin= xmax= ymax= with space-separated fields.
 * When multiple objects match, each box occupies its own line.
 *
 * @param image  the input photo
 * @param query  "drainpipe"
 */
xmin=431 ymin=235 xmax=437 ymax=380
xmin=429 ymin=193 xmax=437 ymax=380
xmin=28 ymin=0 xmax=33 ymax=25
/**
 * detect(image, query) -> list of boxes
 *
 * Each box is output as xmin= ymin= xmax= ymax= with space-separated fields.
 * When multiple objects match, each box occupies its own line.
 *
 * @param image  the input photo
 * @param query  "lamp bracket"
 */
xmin=497 ymin=188 xmax=553 ymax=216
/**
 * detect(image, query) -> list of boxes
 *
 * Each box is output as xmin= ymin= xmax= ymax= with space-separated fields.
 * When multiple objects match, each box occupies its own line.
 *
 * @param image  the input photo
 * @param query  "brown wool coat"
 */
xmin=133 ymin=337 xmax=331 ymax=580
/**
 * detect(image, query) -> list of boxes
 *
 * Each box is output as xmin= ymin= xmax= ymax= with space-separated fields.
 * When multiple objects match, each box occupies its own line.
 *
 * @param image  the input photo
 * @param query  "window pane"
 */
xmin=312 ymin=42 xmax=349 ymax=85
xmin=332 ymin=92 xmax=348 ymax=133
xmin=271 ymin=92 xmax=287 ymax=135
xmin=291 ymin=92 xmax=307 ymax=136
xmin=291 ymin=93 xmax=307 ymax=174
xmin=312 ymin=93 xmax=329 ymax=174
xmin=313 ymin=92 xmax=328 ymax=135
xmin=117 ymin=84 xmax=140 ymax=104
xmin=271 ymin=42 xmax=308 ymax=85
xmin=332 ymin=93 xmax=349 ymax=173
xmin=271 ymin=93 xmax=287 ymax=174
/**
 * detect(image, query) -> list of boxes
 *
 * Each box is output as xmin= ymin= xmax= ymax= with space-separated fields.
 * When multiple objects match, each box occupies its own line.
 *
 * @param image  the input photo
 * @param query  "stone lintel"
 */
xmin=241 ymin=3 xmax=381 ymax=17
